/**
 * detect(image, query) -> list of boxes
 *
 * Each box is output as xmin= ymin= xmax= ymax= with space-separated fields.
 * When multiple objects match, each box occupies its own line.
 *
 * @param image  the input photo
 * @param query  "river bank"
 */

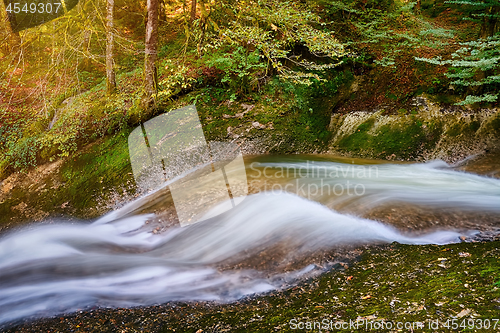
xmin=1 ymin=96 xmax=499 ymax=228
xmin=6 ymin=239 xmax=500 ymax=332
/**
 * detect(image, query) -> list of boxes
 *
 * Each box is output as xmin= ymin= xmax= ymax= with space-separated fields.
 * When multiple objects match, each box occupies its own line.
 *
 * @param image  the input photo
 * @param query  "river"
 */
xmin=0 ymin=154 xmax=499 ymax=327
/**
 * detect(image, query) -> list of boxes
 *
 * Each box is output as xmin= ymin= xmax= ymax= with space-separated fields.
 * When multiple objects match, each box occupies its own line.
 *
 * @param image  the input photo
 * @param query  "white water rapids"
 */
xmin=0 ymin=158 xmax=499 ymax=327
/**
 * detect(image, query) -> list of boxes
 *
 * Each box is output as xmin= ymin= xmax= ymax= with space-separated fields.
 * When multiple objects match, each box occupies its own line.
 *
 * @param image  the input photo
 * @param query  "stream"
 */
xmin=0 ymin=154 xmax=499 ymax=327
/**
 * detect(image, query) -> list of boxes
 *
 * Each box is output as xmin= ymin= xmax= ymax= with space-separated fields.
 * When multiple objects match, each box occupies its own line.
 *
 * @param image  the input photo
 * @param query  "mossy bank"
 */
xmin=327 ymin=96 xmax=500 ymax=163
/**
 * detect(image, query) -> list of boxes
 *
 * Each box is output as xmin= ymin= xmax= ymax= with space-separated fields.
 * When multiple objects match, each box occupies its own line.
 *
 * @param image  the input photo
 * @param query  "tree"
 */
xmin=190 ymin=0 xmax=197 ymax=23
xmin=447 ymin=0 xmax=499 ymax=38
xmin=416 ymin=34 xmax=500 ymax=105
xmin=106 ymin=0 xmax=117 ymax=94
xmin=415 ymin=1 xmax=500 ymax=105
xmin=144 ymin=0 xmax=159 ymax=104
xmin=196 ymin=0 xmax=346 ymax=86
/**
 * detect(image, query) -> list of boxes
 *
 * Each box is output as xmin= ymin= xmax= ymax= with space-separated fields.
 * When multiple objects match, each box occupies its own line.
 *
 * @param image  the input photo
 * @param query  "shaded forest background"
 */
xmin=0 ymin=0 xmax=499 ymax=179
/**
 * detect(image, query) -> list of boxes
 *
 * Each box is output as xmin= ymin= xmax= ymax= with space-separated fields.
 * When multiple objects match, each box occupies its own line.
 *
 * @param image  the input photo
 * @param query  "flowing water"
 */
xmin=1 ymin=154 xmax=499 ymax=327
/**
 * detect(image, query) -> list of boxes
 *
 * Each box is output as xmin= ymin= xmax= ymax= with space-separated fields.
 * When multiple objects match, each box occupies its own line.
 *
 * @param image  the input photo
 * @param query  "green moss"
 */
xmin=491 ymin=115 xmax=500 ymax=134
xmin=59 ymin=129 xmax=135 ymax=212
xmin=446 ymin=123 xmax=462 ymax=137
xmin=338 ymin=117 xmax=442 ymax=159
xmin=189 ymin=73 xmax=350 ymax=151
xmin=0 ymin=159 xmax=7 ymax=179
xmin=446 ymin=120 xmax=482 ymax=137
xmin=337 ymin=118 xmax=375 ymax=153
xmin=470 ymin=120 xmax=481 ymax=132
xmin=0 ymin=130 xmax=136 ymax=226
xmin=24 ymin=119 xmax=48 ymax=137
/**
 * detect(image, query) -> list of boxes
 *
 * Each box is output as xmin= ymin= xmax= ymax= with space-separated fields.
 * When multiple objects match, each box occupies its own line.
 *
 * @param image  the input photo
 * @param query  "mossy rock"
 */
xmin=338 ymin=116 xmax=442 ymax=159
xmin=446 ymin=120 xmax=481 ymax=137
xmin=490 ymin=114 xmax=500 ymax=134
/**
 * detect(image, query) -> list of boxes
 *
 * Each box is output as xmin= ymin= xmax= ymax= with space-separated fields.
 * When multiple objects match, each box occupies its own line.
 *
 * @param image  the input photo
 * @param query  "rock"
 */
xmin=357 ymin=315 xmax=376 ymax=320
xmin=241 ymin=103 xmax=255 ymax=112
xmin=252 ymin=121 xmax=265 ymax=129
xmin=12 ymin=202 xmax=27 ymax=212
xmin=456 ymin=309 xmax=470 ymax=318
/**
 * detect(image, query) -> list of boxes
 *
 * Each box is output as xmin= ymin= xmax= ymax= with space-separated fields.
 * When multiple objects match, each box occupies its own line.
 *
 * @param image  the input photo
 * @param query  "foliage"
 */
xmin=193 ymin=0 xmax=347 ymax=86
xmin=204 ymin=46 xmax=267 ymax=94
xmin=1 ymin=0 xmax=498 ymax=177
xmin=416 ymin=33 xmax=500 ymax=105
xmin=4 ymin=136 xmax=40 ymax=170
xmin=324 ymin=0 xmax=456 ymax=57
xmin=445 ymin=0 xmax=500 ymax=37
xmin=157 ymin=60 xmax=197 ymax=99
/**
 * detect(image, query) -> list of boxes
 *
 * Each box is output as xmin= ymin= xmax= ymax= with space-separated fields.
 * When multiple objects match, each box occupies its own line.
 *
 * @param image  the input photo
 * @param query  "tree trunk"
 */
xmin=196 ymin=0 xmax=207 ymax=56
xmin=144 ymin=0 xmax=159 ymax=103
xmin=415 ymin=0 xmax=421 ymax=14
xmin=190 ymin=0 xmax=197 ymax=23
xmin=81 ymin=29 xmax=92 ymax=71
xmin=480 ymin=5 xmax=499 ymax=38
xmin=106 ymin=0 xmax=117 ymax=95
xmin=159 ymin=0 xmax=166 ymax=22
